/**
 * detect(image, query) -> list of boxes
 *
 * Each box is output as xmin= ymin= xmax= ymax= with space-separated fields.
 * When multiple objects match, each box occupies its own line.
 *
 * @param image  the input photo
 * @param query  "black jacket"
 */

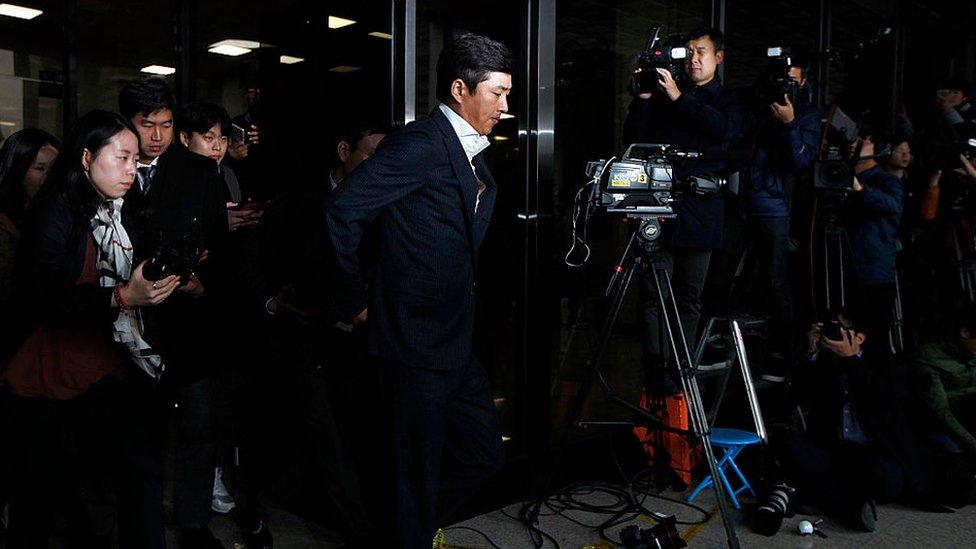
xmin=121 ymin=145 xmax=228 ymax=384
xmin=623 ymin=77 xmax=745 ymax=249
xmin=7 ymin=188 xmax=117 ymax=356
xmin=324 ymin=108 xmax=495 ymax=371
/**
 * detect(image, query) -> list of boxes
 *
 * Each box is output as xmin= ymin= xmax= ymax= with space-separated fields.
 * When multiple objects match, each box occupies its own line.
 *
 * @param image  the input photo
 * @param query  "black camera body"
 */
xmin=757 ymin=46 xmax=801 ymax=107
xmin=620 ymin=515 xmax=687 ymax=549
xmin=629 ymin=26 xmax=689 ymax=95
xmin=588 ymin=143 xmax=727 ymax=217
xmin=142 ymin=219 xmax=204 ymax=285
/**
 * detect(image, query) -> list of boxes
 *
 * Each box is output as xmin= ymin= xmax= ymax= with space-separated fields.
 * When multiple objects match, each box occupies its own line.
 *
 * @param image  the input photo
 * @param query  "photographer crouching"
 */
xmin=623 ymin=27 xmax=744 ymax=394
xmin=741 ymin=49 xmax=821 ymax=382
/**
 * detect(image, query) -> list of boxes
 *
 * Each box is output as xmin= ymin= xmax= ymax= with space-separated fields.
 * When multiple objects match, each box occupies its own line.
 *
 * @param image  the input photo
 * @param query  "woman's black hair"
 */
xmin=176 ymin=101 xmax=231 ymax=138
xmin=0 ymin=128 xmax=60 ymax=224
xmin=46 ymin=110 xmax=139 ymax=217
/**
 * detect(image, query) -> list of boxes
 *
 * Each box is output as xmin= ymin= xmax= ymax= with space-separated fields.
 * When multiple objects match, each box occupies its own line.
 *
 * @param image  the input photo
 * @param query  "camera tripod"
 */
xmin=526 ymin=216 xmax=741 ymax=549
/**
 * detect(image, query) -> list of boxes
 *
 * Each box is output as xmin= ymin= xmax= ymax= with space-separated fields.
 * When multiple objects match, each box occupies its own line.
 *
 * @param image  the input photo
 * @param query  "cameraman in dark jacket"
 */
xmin=741 ymin=52 xmax=821 ymax=381
xmin=623 ymin=27 xmax=744 ymax=393
xmin=847 ymin=137 xmax=904 ymax=341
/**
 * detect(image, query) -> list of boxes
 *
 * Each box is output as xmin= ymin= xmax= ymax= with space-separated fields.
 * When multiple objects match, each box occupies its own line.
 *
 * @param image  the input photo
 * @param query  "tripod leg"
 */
xmin=652 ymin=266 xmax=741 ymax=549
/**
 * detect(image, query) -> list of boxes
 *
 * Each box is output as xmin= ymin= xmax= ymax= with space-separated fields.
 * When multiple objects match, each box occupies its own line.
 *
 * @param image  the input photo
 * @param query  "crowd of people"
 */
xmin=0 ymin=23 xmax=976 ymax=549
xmin=619 ymin=26 xmax=976 ymax=535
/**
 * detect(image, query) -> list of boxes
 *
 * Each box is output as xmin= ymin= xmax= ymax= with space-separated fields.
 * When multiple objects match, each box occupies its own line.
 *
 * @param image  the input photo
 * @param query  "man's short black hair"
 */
xmin=940 ymin=77 xmax=972 ymax=98
xmin=686 ymin=27 xmax=725 ymax=52
xmin=335 ymin=119 xmax=394 ymax=153
xmin=177 ymin=102 xmax=231 ymax=137
xmin=119 ymin=78 xmax=176 ymax=120
xmin=435 ymin=31 xmax=515 ymax=105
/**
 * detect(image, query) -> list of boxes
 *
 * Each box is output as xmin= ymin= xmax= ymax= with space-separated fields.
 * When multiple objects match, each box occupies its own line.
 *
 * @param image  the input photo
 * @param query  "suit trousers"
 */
xmin=375 ymin=357 xmax=505 ymax=549
xmin=157 ymin=375 xmax=218 ymax=530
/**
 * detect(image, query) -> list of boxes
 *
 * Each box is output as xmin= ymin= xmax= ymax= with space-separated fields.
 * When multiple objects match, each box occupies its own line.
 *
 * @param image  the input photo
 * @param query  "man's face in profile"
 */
xmin=685 ymin=36 xmax=723 ymax=86
xmin=454 ymin=71 xmax=512 ymax=136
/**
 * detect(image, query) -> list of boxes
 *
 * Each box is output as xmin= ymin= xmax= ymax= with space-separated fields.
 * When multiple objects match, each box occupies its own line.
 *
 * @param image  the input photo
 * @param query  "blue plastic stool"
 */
xmin=686 ymin=428 xmax=762 ymax=509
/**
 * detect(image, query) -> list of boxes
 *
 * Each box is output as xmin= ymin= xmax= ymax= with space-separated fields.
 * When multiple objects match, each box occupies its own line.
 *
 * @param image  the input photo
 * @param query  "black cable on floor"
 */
xmin=442 ymin=525 xmax=504 ymax=549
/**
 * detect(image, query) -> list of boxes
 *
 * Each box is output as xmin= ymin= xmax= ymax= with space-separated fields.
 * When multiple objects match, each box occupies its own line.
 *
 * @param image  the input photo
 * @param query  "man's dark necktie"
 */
xmin=137 ymin=164 xmax=156 ymax=193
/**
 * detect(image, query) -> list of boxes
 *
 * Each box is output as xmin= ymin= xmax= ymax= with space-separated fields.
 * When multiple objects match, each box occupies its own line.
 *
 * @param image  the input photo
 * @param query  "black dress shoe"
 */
xmin=243 ymin=515 xmax=273 ymax=549
xmin=180 ymin=527 xmax=225 ymax=549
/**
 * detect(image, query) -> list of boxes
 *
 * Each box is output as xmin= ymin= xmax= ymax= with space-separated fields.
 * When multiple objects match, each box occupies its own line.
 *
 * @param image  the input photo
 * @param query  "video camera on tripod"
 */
xmin=587 ymin=143 xmax=728 ymax=217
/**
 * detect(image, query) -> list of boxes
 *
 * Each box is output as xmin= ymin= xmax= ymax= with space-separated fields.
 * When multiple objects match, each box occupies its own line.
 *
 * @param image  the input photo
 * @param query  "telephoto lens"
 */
xmin=753 ymin=482 xmax=796 ymax=536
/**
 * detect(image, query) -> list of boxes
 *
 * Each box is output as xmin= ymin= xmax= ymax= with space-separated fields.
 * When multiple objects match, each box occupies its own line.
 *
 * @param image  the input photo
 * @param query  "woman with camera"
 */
xmin=0 ymin=110 xmax=180 ymax=548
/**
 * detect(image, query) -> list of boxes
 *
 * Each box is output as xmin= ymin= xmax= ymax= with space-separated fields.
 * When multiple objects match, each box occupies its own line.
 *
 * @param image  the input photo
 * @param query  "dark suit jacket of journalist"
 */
xmin=324 ymin=107 xmax=496 ymax=371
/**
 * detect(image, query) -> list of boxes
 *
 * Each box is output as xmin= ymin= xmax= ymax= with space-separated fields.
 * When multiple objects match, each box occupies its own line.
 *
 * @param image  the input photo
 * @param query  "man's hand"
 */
xmin=353 ymin=308 xmax=368 ymax=324
xmin=632 ymin=68 xmax=653 ymax=99
xmin=959 ymin=154 xmax=976 ymax=181
xmin=226 ymin=202 xmax=262 ymax=231
xmin=929 ymin=170 xmax=943 ymax=188
xmin=177 ymin=275 xmax=205 ymax=296
xmin=770 ymin=95 xmax=795 ymax=124
xmin=654 ymin=68 xmax=681 ymax=101
xmin=820 ymin=328 xmax=861 ymax=358
xmin=246 ymin=124 xmax=260 ymax=145
xmin=228 ymin=141 xmax=250 ymax=161
xmin=851 ymin=136 xmax=878 ymax=174
xmin=806 ymin=322 xmax=823 ymax=356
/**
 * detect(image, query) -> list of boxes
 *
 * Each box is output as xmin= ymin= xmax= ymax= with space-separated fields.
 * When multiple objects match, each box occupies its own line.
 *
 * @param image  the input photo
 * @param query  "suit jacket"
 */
xmin=121 ymin=145 xmax=228 ymax=384
xmin=324 ymin=107 xmax=496 ymax=371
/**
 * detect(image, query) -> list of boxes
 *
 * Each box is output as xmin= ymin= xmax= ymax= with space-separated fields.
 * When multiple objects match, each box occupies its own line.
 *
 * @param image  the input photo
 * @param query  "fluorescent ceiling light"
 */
xmin=209 ymin=45 xmax=250 ymax=57
xmin=328 ymin=16 xmax=356 ymax=29
xmin=0 ymin=121 xmax=15 ymax=127
xmin=499 ymin=113 xmax=515 ymax=120
xmin=493 ymin=135 xmax=510 ymax=141
xmin=141 ymin=65 xmax=175 ymax=75
xmin=280 ymin=55 xmax=305 ymax=65
xmin=0 ymin=3 xmax=43 ymax=20
xmin=210 ymin=39 xmax=261 ymax=49
xmin=329 ymin=65 xmax=362 ymax=73
xmin=208 ymin=39 xmax=260 ymax=57
xmin=368 ymin=31 xmax=392 ymax=40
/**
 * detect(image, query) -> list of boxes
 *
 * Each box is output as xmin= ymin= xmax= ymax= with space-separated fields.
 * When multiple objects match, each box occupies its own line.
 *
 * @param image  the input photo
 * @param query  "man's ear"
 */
xmin=81 ymin=149 xmax=92 ymax=173
xmin=715 ymin=50 xmax=725 ymax=65
xmin=854 ymin=331 xmax=867 ymax=346
xmin=179 ymin=132 xmax=190 ymax=147
xmin=450 ymin=78 xmax=468 ymax=104
xmin=336 ymin=141 xmax=351 ymax=163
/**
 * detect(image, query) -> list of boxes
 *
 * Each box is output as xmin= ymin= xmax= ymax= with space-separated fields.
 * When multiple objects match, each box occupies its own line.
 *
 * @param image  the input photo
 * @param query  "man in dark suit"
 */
xmin=119 ymin=78 xmax=229 ymax=549
xmin=324 ymin=33 xmax=513 ymax=548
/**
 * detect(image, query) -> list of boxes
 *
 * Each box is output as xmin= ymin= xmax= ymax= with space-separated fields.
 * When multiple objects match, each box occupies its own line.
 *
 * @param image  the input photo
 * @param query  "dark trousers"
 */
xmin=773 ymin=431 xmax=905 ymax=512
xmin=158 ymin=375 xmax=218 ymax=530
xmin=376 ymin=358 xmax=504 ymax=549
xmin=0 ymin=376 xmax=164 ymax=549
xmin=745 ymin=217 xmax=794 ymax=356
xmin=853 ymin=282 xmax=897 ymax=343
xmin=247 ymin=324 xmax=370 ymax=538
xmin=639 ymin=247 xmax=712 ymax=369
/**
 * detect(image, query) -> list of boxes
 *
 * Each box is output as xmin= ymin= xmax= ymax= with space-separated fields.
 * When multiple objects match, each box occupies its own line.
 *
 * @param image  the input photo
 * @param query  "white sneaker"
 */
xmin=211 ymin=467 xmax=236 ymax=514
